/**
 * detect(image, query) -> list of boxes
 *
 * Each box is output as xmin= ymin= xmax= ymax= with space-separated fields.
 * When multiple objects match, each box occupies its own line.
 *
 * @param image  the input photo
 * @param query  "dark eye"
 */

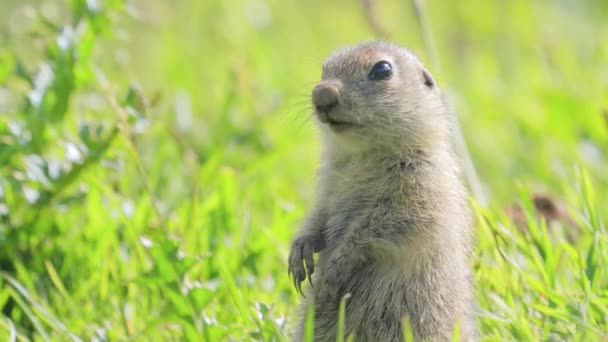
xmin=368 ymin=61 xmax=392 ymax=81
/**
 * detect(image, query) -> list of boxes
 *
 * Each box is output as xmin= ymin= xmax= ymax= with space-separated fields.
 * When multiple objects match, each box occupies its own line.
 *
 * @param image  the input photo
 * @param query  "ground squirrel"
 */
xmin=288 ymin=41 xmax=475 ymax=341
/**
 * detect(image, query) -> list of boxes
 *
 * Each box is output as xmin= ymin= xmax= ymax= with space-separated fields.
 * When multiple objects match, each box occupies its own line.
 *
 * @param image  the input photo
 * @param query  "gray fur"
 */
xmin=288 ymin=41 xmax=475 ymax=341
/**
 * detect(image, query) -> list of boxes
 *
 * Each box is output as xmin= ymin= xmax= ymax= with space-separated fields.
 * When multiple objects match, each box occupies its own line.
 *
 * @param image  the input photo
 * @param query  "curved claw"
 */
xmin=303 ymin=242 xmax=314 ymax=287
xmin=295 ymin=276 xmax=304 ymax=296
xmin=288 ymin=237 xmax=316 ymax=296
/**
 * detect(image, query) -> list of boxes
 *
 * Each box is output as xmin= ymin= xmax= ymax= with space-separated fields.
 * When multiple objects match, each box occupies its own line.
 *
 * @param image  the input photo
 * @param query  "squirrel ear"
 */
xmin=422 ymin=69 xmax=435 ymax=89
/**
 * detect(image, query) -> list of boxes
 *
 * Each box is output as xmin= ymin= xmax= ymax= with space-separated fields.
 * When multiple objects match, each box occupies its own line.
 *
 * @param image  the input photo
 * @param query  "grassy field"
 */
xmin=1 ymin=0 xmax=607 ymax=340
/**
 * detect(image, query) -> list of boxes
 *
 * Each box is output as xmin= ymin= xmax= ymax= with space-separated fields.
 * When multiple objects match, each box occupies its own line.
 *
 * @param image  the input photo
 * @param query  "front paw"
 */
xmin=288 ymin=236 xmax=321 ymax=295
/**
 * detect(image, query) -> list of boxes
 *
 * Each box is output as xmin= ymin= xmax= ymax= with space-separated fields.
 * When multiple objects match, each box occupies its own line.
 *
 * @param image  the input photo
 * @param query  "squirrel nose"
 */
xmin=312 ymin=84 xmax=339 ymax=114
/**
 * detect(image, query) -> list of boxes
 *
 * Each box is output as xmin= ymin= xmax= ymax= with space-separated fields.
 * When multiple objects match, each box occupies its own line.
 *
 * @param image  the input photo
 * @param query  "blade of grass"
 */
xmin=44 ymin=260 xmax=74 ymax=307
xmin=218 ymin=264 xmax=256 ymax=329
xmin=1 ymin=318 xmax=21 ymax=342
xmin=4 ymin=287 xmax=50 ymax=341
xmin=451 ymin=319 xmax=461 ymax=342
xmin=402 ymin=316 xmax=414 ymax=342
xmin=0 ymin=272 xmax=81 ymax=341
xmin=409 ymin=0 xmax=486 ymax=207
xmin=335 ymin=293 xmax=350 ymax=342
xmin=303 ymin=300 xmax=315 ymax=342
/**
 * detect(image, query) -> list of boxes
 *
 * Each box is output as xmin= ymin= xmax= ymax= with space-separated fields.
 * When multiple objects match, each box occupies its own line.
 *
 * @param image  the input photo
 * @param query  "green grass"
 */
xmin=0 ymin=0 xmax=607 ymax=340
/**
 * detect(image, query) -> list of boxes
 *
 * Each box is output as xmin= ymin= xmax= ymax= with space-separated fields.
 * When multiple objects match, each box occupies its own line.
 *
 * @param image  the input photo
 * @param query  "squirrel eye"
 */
xmin=368 ymin=61 xmax=392 ymax=81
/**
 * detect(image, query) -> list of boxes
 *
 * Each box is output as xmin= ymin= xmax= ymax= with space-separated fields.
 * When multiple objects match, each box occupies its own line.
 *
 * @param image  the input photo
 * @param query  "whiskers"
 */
xmin=280 ymin=92 xmax=317 ymax=132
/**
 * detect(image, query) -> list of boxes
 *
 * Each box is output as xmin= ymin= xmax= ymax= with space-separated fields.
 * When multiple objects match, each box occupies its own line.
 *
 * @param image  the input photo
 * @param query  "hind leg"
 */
xmin=293 ymin=298 xmax=342 ymax=342
xmin=295 ymin=288 xmax=373 ymax=342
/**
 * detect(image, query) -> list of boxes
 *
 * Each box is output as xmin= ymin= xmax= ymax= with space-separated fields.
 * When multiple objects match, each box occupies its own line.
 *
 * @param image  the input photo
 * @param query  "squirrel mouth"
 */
xmin=317 ymin=113 xmax=357 ymax=131
xmin=326 ymin=118 xmax=357 ymax=131
xmin=327 ymin=118 xmax=351 ymax=126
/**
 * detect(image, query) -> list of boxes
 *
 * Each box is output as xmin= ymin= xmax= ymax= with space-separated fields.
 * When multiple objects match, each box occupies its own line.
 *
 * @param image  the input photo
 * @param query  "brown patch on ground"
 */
xmin=504 ymin=193 xmax=579 ymax=241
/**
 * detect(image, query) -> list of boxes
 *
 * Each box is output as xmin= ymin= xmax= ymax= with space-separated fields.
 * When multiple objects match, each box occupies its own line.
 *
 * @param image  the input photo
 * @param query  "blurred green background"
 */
xmin=0 ymin=0 xmax=607 ymax=340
